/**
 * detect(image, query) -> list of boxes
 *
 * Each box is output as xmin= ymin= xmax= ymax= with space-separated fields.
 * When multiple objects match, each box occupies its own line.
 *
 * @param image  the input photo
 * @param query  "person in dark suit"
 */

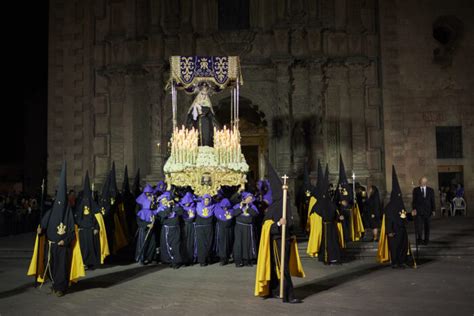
xmin=412 ymin=177 xmax=436 ymax=245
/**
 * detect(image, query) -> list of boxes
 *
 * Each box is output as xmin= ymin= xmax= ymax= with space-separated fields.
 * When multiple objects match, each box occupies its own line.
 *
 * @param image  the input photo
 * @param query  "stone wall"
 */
xmin=379 ymin=0 xmax=474 ymax=204
xmin=47 ymin=0 xmax=385 ymax=198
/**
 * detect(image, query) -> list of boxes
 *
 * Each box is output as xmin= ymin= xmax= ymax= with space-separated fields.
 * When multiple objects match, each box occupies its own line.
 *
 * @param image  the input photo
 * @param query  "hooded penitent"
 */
xmin=43 ymin=161 xmax=75 ymax=243
xmin=214 ymin=198 xmax=233 ymax=221
xmin=336 ymin=155 xmax=353 ymax=204
xmin=196 ymin=194 xmax=214 ymax=218
xmin=263 ymin=160 xmax=290 ymax=223
xmin=132 ymin=168 xmax=141 ymax=198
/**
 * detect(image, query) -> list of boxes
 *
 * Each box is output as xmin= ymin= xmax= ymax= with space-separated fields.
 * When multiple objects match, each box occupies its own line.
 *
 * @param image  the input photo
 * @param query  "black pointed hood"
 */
xmin=100 ymin=171 xmax=111 ymax=210
xmin=109 ymin=162 xmax=119 ymax=198
xmin=385 ymin=165 xmax=407 ymax=217
xmin=122 ymin=165 xmax=130 ymax=193
xmin=76 ymin=171 xmax=99 ymax=217
xmin=41 ymin=161 xmax=75 ymax=242
xmin=311 ymin=163 xmax=334 ymax=216
xmin=132 ymin=168 xmax=141 ymax=198
xmin=264 ymin=160 xmax=291 ymax=222
xmin=336 ymin=155 xmax=353 ymax=203
xmin=315 ymin=159 xmax=323 ymax=193
xmin=303 ymin=161 xmax=311 ymax=190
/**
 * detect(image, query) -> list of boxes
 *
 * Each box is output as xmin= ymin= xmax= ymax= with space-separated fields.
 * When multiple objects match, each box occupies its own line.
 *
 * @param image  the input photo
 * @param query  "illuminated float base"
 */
xmin=163 ymin=128 xmax=249 ymax=196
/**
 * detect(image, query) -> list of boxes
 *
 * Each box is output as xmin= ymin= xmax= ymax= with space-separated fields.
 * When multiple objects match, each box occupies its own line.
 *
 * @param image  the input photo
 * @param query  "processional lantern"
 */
xmin=163 ymin=56 xmax=249 ymax=196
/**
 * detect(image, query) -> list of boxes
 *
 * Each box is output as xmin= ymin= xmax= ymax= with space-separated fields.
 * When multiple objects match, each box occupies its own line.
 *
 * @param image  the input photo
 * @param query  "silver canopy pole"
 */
xmin=172 ymin=82 xmax=177 ymax=130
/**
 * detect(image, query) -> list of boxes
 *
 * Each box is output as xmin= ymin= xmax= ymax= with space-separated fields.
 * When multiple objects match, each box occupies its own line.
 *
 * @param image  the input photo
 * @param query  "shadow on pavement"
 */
xmin=295 ymin=264 xmax=388 ymax=299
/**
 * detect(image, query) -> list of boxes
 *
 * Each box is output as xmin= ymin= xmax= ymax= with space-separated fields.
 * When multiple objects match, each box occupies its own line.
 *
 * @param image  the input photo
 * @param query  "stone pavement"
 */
xmin=0 ymin=217 xmax=473 ymax=315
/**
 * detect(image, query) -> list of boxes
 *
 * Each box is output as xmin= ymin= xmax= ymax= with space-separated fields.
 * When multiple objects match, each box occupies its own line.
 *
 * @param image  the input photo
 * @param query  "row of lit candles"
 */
xmin=214 ymin=126 xmax=242 ymax=164
xmin=169 ymin=126 xmax=199 ymax=164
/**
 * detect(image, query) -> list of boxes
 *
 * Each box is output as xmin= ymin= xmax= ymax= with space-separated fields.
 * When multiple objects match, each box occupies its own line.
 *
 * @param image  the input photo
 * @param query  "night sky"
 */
xmin=2 ymin=2 xmax=48 ymax=165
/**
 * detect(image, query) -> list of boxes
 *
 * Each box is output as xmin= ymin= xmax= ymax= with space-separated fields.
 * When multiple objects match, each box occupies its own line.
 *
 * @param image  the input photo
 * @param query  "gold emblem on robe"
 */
xmin=202 ymin=207 xmax=209 ymax=217
xmin=400 ymin=209 xmax=407 ymax=219
xmin=225 ymin=211 xmax=232 ymax=220
xmin=57 ymin=222 xmax=66 ymax=235
xmin=83 ymin=206 xmax=90 ymax=215
xmin=188 ymin=210 xmax=194 ymax=218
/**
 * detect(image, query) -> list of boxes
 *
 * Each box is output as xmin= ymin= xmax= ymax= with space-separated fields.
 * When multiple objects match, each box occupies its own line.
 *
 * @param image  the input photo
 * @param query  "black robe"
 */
xmin=75 ymin=212 xmax=100 ymax=268
xmin=339 ymin=204 xmax=352 ymax=242
xmin=181 ymin=212 xmax=196 ymax=265
xmin=364 ymin=189 xmax=381 ymax=229
xmin=158 ymin=206 xmax=182 ymax=265
xmin=214 ymin=218 xmax=234 ymax=262
xmin=269 ymin=221 xmax=296 ymax=302
xmin=233 ymin=204 xmax=258 ymax=265
xmin=316 ymin=204 xmax=342 ymax=264
xmin=186 ymin=107 xmax=217 ymax=147
xmin=385 ymin=210 xmax=409 ymax=265
xmin=40 ymin=209 xmax=75 ymax=292
xmin=195 ymin=213 xmax=214 ymax=265
xmin=135 ymin=216 xmax=157 ymax=264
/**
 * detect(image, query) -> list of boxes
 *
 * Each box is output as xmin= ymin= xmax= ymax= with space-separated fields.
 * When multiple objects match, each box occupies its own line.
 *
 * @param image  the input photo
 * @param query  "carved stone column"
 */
xmin=144 ymin=63 xmax=166 ymax=181
xmin=347 ymin=59 xmax=370 ymax=180
xmin=308 ymin=58 xmax=327 ymax=172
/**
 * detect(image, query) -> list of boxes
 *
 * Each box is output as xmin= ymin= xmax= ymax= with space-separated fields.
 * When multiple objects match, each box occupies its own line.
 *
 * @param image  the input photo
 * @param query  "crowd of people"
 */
xmin=0 ymin=193 xmax=44 ymax=236
xmin=23 ymin=154 xmax=457 ymax=301
xmin=27 ymin=161 xmax=306 ymax=300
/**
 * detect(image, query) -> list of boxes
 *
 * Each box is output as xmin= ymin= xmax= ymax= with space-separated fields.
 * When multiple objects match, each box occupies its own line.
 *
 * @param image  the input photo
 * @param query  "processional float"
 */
xmin=163 ymin=56 xmax=249 ymax=196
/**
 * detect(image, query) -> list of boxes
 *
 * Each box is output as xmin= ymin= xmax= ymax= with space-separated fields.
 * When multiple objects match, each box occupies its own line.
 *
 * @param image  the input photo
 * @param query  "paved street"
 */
xmin=1 ymin=217 xmax=473 ymax=315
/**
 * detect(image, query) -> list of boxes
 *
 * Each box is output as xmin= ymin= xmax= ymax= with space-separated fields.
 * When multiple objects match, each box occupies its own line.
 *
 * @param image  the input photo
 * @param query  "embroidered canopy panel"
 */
xmin=169 ymin=56 xmax=243 ymax=93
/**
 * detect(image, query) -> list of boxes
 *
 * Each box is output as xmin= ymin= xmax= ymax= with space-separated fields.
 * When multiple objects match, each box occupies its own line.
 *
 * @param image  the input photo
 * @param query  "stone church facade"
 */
xmin=48 ymin=0 xmax=473 ymax=203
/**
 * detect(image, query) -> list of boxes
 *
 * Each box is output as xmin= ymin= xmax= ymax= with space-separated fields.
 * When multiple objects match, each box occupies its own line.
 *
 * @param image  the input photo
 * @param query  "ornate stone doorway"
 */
xmin=214 ymin=97 xmax=268 ymax=184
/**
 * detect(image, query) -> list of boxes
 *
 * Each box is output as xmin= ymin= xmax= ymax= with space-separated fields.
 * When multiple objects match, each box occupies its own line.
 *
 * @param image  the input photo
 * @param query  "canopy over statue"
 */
xmin=168 ymin=56 xmax=243 ymax=93
xmin=164 ymin=56 xmax=248 ymax=196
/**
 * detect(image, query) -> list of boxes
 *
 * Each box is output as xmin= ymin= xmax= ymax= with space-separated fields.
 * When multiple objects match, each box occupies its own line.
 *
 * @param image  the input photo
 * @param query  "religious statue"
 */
xmin=186 ymin=82 xmax=219 ymax=147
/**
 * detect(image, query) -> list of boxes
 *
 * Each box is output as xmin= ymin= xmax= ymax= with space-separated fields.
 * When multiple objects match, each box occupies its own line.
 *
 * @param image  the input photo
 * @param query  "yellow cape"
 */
xmin=351 ymin=203 xmax=365 ymax=241
xmin=70 ymin=225 xmax=86 ymax=283
xmin=254 ymin=220 xmax=305 ymax=297
xmin=113 ymin=212 xmax=128 ymax=254
xmin=94 ymin=212 xmax=110 ymax=264
xmin=306 ymin=196 xmax=322 ymax=257
xmin=27 ymin=225 xmax=85 ymax=284
xmin=336 ymin=220 xmax=346 ymax=249
xmin=376 ymin=215 xmax=390 ymax=263
xmin=27 ymin=232 xmax=46 ymax=283
xmin=305 ymin=196 xmax=316 ymax=232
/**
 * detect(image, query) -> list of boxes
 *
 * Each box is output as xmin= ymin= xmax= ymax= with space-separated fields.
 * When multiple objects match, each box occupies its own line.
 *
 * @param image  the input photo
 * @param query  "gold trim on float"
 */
xmin=165 ymin=168 xmax=246 ymax=196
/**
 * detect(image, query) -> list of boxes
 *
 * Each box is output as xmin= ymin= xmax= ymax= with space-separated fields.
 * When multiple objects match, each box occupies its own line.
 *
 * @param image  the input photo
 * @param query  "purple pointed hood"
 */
xmin=180 ymin=192 xmax=195 ymax=206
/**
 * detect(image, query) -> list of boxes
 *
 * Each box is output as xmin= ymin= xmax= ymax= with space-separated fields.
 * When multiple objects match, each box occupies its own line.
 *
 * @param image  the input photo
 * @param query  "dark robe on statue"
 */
xmin=233 ymin=192 xmax=258 ymax=267
xmin=195 ymin=195 xmax=215 ymax=266
xmin=185 ymin=83 xmax=218 ymax=147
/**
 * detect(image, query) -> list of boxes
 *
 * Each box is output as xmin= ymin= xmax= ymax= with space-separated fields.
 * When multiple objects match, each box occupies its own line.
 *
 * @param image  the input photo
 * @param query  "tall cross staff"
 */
xmin=352 ymin=171 xmax=356 ymax=205
xmin=280 ymin=174 xmax=289 ymax=300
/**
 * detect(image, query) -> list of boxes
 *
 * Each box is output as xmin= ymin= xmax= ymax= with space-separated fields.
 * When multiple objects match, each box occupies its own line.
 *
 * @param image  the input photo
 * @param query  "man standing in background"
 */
xmin=412 ymin=177 xmax=436 ymax=245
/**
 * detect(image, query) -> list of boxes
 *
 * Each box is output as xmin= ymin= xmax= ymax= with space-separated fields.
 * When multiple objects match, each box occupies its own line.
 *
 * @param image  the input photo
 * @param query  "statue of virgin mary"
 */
xmin=186 ymin=82 xmax=219 ymax=147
